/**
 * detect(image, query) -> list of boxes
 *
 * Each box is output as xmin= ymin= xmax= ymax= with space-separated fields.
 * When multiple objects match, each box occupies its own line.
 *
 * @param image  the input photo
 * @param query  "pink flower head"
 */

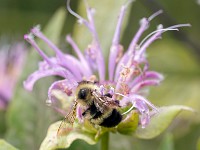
xmin=0 ymin=42 xmax=27 ymax=110
xmin=24 ymin=0 xmax=190 ymax=128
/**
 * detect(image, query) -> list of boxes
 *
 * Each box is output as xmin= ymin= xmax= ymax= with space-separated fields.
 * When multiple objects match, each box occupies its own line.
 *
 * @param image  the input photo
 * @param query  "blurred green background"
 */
xmin=0 ymin=0 xmax=200 ymax=150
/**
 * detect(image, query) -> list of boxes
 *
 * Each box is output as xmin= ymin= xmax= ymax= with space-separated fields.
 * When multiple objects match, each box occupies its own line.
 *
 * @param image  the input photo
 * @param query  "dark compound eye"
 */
xmin=78 ymin=88 xmax=88 ymax=99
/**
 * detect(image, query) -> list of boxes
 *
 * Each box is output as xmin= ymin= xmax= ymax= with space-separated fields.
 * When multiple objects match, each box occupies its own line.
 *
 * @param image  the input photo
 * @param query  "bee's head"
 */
xmin=78 ymin=88 xmax=89 ymax=100
xmin=77 ymin=88 xmax=92 ymax=105
xmin=76 ymin=81 xmax=97 ymax=106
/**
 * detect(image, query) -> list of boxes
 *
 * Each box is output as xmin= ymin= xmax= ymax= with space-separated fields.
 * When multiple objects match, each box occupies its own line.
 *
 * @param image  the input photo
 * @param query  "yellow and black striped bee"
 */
xmin=64 ymin=80 xmax=122 ymax=128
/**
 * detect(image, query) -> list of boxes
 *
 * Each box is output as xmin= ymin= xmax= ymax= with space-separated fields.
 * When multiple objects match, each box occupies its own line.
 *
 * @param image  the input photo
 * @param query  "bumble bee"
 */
xmin=63 ymin=80 xmax=122 ymax=128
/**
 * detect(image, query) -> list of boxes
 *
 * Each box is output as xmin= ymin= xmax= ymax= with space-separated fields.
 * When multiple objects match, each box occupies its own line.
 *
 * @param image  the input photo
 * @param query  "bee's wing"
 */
xmin=67 ymin=108 xmax=76 ymax=124
xmin=57 ymin=99 xmax=78 ymax=136
xmin=57 ymin=117 xmax=68 ymax=136
xmin=91 ymin=90 xmax=120 ymax=112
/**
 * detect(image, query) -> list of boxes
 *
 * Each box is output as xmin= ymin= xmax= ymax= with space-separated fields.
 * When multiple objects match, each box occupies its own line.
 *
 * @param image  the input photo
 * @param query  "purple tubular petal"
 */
xmin=0 ymin=90 xmax=9 ymax=108
xmin=38 ymin=58 xmax=56 ymax=70
xmin=68 ymin=1 xmax=106 ymax=80
xmin=31 ymin=27 xmax=85 ymax=79
xmin=38 ymin=56 xmax=83 ymax=80
xmin=132 ymin=94 xmax=158 ymax=111
xmin=140 ymin=111 xmax=150 ymax=128
xmin=114 ymin=18 xmax=149 ymax=81
xmin=31 ymin=27 xmax=78 ymax=69
xmin=134 ymin=99 xmax=150 ymax=128
xmin=31 ymin=27 xmax=64 ymax=57
xmin=130 ymin=71 xmax=164 ymax=87
xmin=30 ymin=27 xmax=84 ymax=79
xmin=0 ymin=42 xmax=27 ymax=110
xmin=86 ymin=6 xmax=105 ymax=81
xmin=127 ymin=18 xmax=149 ymax=54
xmin=112 ymin=6 xmax=126 ymax=45
xmin=120 ymin=94 xmax=155 ymax=127
xmin=24 ymin=34 xmax=53 ymax=66
xmin=136 ymin=24 xmax=190 ymax=60
xmin=136 ymin=28 xmax=163 ymax=60
xmin=96 ymin=53 xmax=105 ymax=81
xmin=108 ymin=45 xmax=120 ymax=81
xmin=84 ymin=49 xmax=97 ymax=71
xmin=136 ymin=100 xmax=148 ymax=112
xmin=48 ymin=79 xmax=78 ymax=103
xmin=109 ymin=5 xmax=126 ymax=81
xmin=66 ymin=35 xmax=93 ymax=77
xmin=131 ymin=79 xmax=161 ymax=93
xmin=58 ymin=55 xmax=83 ymax=80
xmin=47 ymin=79 xmax=78 ymax=116
xmin=23 ymin=67 xmax=76 ymax=91
xmin=120 ymin=94 xmax=158 ymax=111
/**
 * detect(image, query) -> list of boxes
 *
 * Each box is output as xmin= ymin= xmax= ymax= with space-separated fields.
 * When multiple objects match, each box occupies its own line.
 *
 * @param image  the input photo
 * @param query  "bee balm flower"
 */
xmin=24 ymin=0 xmax=190 ymax=129
xmin=0 ymin=42 xmax=26 ymax=110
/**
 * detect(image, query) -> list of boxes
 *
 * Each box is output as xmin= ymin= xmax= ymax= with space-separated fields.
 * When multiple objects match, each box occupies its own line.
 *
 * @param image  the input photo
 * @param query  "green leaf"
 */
xmin=5 ymin=8 xmax=66 ymax=150
xmin=73 ymin=0 xmax=131 ymax=56
xmin=117 ymin=110 xmax=139 ymax=135
xmin=135 ymin=105 xmax=193 ymax=139
xmin=0 ymin=140 xmax=18 ymax=150
xmin=148 ymin=40 xmax=200 ymax=139
xmin=40 ymin=121 xmax=97 ymax=150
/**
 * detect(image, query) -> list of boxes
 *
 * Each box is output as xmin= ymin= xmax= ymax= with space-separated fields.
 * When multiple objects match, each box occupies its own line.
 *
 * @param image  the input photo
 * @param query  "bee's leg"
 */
xmin=82 ymin=107 xmax=91 ymax=116
xmin=82 ymin=108 xmax=94 ymax=119
xmin=82 ymin=110 xmax=88 ymax=116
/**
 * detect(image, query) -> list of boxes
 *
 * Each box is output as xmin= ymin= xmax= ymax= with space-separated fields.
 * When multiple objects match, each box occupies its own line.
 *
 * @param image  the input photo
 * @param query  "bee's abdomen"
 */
xmin=100 ymin=109 xmax=122 ymax=127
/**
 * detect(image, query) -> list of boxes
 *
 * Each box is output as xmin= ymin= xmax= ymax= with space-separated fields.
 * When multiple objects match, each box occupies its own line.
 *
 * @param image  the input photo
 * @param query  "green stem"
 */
xmin=101 ymin=132 xmax=109 ymax=150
